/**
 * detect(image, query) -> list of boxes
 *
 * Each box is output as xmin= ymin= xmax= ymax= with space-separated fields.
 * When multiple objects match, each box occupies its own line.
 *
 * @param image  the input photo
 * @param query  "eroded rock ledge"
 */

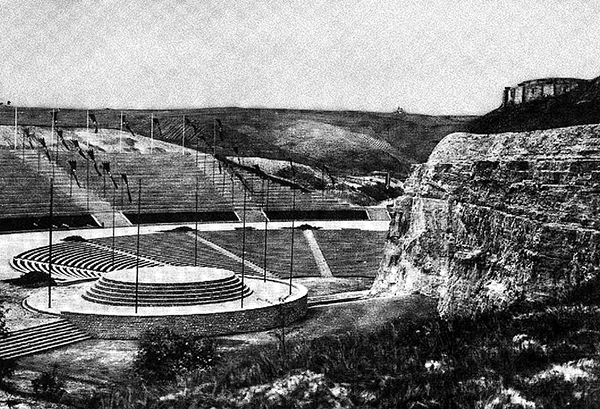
xmin=370 ymin=124 xmax=600 ymax=317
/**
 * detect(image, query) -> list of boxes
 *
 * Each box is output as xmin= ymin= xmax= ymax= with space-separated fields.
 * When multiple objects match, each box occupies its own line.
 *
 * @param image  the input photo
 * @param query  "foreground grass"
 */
xmin=79 ymin=298 xmax=600 ymax=408
xmin=5 ymin=292 xmax=600 ymax=408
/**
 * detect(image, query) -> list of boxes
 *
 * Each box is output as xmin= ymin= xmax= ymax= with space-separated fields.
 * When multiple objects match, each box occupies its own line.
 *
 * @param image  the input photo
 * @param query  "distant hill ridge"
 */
xmin=0 ymin=107 xmax=474 ymax=177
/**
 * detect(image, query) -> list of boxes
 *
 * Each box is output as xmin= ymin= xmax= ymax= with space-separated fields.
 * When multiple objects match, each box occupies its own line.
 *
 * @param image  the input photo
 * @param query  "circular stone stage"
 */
xmin=26 ymin=266 xmax=308 ymax=339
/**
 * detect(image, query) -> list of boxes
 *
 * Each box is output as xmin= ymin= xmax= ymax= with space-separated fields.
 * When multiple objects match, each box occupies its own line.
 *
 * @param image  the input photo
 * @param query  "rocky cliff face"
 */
xmin=370 ymin=124 xmax=600 ymax=317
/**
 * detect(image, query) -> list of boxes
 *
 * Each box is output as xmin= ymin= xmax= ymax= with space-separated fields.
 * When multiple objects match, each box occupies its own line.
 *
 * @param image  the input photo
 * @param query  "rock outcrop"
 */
xmin=370 ymin=124 xmax=600 ymax=317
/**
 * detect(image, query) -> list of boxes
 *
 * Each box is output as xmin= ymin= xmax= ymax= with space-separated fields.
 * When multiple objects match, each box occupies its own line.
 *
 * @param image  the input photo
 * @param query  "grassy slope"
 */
xmin=0 ymin=106 xmax=474 ymax=178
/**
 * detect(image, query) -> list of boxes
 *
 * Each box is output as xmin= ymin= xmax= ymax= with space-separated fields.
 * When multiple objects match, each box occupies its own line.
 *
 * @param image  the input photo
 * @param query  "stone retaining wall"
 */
xmin=63 ymin=283 xmax=308 ymax=339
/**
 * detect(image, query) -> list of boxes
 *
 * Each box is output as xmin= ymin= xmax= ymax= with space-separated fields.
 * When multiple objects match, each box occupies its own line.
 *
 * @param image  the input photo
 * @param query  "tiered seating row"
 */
xmin=61 ymin=152 xmax=234 ymax=215
xmin=0 ymin=150 xmax=87 ymax=217
xmin=198 ymin=230 xmax=320 ymax=278
xmin=313 ymin=229 xmax=386 ymax=277
xmin=90 ymin=232 xmax=244 ymax=272
xmin=82 ymin=274 xmax=252 ymax=307
xmin=232 ymin=167 xmax=351 ymax=212
xmin=12 ymin=242 xmax=160 ymax=283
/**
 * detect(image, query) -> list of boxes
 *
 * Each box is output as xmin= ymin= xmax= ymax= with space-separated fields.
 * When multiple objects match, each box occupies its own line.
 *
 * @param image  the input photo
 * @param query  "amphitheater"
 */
xmin=0 ymin=111 xmax=390 ymax=359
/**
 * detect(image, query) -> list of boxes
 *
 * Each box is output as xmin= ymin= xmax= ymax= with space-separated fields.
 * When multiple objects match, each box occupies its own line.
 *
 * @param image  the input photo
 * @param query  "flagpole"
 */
xmin=195 ymin=133 xmax=199 ymax=167
xmin=21 ymin=126 xmax=25 ymax=163
xmin=135 ymin=179 xmax=142 ymax=314
xmin=212 ymin=119 xmax=216 ymax=184
xmin=51 ymin=109 xmax=55 ymax=178
xmin=289 ymin=158 xmax=296 ymax=296
xmin=112 ymin=185 xmax=116 ymax=267
xmin=241 ymin=182 xmax=247 ymax=308
xmin=221 ymin=164 xmax=226 ymax=194
xmin=120 ymin=111 xmax=123 ymax=154
xmin=231 ymin=174 xmax=235 ymax=207
xmin=150 ymin=113 xmax=154 ymax=155
xmin=50 ymin=109 xmax=54 ymax=148
xmin=48 ymin=178 xmax=53 ymax=309
xmin=86 ymin=110 xmax=90 ymax=148
xmin=182 ymin=114 xmax=185 ymax=155
xmin=86 ymin=159 xmax=90 ymax=212
xmin=14 ymin=105 xmax=17 ymax=149
xmin=263 ymin=178 xmax=269 ymax=282
xmin=194 ymin=176 xmax=199 ymax=266
xmin=321 ymin=166 xmax=325 ymax=199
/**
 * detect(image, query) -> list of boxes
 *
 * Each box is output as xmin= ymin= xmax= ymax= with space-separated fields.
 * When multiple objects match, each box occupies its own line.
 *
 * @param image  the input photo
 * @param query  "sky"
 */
xmin=0 ymin=0 xmax=599 ymax=115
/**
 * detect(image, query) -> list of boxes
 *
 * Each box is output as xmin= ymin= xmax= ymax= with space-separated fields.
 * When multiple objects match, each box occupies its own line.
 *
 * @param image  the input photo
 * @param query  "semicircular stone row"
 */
xmin=81 ymin=273 xmax=253 ymax=307
xmin=12 ymin=241 xmax=162 ymax=284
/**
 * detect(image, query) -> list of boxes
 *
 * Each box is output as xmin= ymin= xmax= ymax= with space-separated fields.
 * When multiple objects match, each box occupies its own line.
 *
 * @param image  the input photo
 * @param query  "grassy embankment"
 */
xmin=30 ymin=282 xmax=598 ymax=409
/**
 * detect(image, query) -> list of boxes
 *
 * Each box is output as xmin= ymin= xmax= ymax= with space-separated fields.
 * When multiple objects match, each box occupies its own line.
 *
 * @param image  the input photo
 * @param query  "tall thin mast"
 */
xmin=263 ymin=178 xmax=269 ymax=282
xmin=194 ymin=176 xmax=199 ymax=266
xmin=50 ymin=109 xmax=54 ymax=148
xmin=135 ymin=179 xmax=142 ymax=314
xmin=212 ymin=119 xmax=216 ymax=183
xmin=48 ymin=178 xmax=54 ymax=309
xmin=182 ymin=114 xmax=186 ymax=155
xmin=289 ymin=157 xmax=296 ymax=295
xmin=241 ymin=181 xmax=247 ymax=308
xmin=51 ymin=109 xmax=55 ymax=177
xmin=119 ymin=111 xmax=123 ymax=153
xmin=13 ymin=105 xmax=17 ymax=149
xmin=86 ymin=110 xmax=90 ymax=148
xmin=150 ymin=113 xmax=154 ymax=154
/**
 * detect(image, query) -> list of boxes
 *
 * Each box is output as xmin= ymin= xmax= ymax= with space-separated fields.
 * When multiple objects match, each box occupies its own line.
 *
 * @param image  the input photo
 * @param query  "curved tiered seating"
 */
xmin=81 ymin=267 xmax=253 ymax=307
xmin=313 ymin=229 xmax=386 ymax=277
xmin=65 ymin=152 xmax=236 ymax=221
xmin=0 ymin=150 xmax=95 ymax=231
xmin=90 ymin=232 xmax=244 ymax=271
xmin=198 ymin=230 xmax=320 ymax=278
xmin=12 ymin=241 xmax=161 ymax=283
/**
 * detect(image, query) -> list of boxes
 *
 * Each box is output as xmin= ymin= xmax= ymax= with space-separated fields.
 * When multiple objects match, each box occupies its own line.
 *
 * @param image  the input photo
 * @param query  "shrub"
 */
xmin=62 ymin=235 xmax=87 ymax=242
xmin=0 ymin=305 xmax=16 ymax=386
xmin=133 ymin=327 xmax=218 ymax=384
xmin=5 ymin=271 xmax=56 ymax=288
xmin=32 ymin=363 xmax=65 ymax=402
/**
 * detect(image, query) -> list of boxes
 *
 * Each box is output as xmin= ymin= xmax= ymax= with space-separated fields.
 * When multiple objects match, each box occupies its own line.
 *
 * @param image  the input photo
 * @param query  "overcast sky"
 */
xmin=0 ymin=0 xmax=598 ymax=115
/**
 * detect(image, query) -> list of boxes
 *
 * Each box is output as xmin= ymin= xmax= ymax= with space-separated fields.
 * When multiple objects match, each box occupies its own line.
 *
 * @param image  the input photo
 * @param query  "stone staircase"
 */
xmin=0 ymin=320 xmax=91 ymax=360
xmin=15 ymin=149 xmax=131 ymax=228
xmin=82 ymin=273 xmax=253 ymax=307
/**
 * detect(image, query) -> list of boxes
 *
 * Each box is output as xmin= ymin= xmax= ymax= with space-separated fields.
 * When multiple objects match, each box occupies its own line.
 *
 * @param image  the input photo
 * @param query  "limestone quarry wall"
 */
xmin=370 ymin=124 xmax=600 ymax=317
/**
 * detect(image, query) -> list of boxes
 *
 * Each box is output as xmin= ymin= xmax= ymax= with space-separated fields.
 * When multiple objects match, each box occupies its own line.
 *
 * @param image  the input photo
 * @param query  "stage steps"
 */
xmin=0 ymin=320 xmax=91 ymax=360
xmin=82 ymin=274 xmax=253 ymax=307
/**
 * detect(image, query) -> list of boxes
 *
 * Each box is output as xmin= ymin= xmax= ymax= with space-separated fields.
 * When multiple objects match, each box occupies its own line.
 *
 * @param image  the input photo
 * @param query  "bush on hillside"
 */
xmin=358 ymin=182 xmax=403 ymax=203
xmin=5 ymin=271 xmax=56 ymax=288
xmin=62 ymin=235 xmax=87 ymax=242
xmin=32 ymin=363 xmax=66 ymax=402
xmin=0 ymin=305 xmax=16 ymax=385
xmin=133 ymin=327 xmax=218 ymax=384
xmin=167 ymin=226 xmax=195 ymax=232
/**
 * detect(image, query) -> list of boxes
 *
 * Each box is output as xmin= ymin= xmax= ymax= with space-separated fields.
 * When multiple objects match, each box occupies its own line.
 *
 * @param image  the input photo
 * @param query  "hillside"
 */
xmin=0 ymin=107 xmax=474 ymax=178
xmin=470 ymin=75 xmax=600 ymax=134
